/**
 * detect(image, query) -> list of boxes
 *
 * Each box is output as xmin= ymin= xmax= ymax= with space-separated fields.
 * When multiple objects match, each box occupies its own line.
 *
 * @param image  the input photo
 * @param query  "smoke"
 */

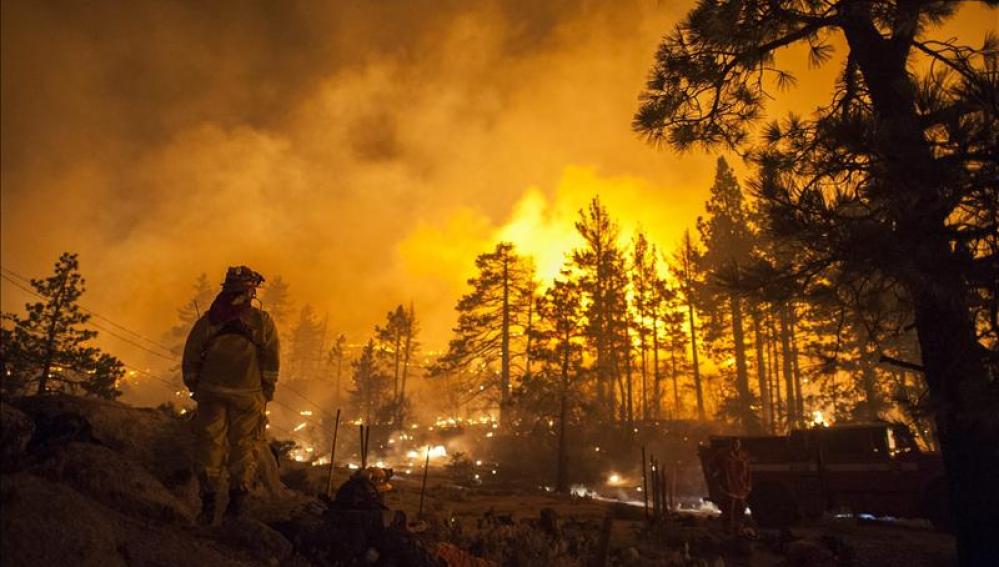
xmin=2 ymin=0 xmax=991 ymax=377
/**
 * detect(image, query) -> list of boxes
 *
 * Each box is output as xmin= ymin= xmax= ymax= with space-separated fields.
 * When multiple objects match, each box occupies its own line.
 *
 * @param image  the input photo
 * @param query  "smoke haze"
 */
xmin=2 ymin=0 xmax=993 ymax=374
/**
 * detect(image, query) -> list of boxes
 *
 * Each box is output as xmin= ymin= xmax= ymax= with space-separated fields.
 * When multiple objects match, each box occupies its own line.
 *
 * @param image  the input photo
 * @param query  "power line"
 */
xmin=1 ymin=273 xmax=178 ymax=362
xmin=1 ymin=266 xmax=177 ymax=358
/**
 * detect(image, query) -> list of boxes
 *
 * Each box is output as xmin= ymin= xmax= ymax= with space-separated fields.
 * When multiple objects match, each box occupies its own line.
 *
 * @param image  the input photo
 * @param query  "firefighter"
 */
xmin=333 ymin=467 xmax=395 ymax=510
xmin=713 ymin=438 xmax=752 ymax=533
xmin=183 ymin=266 xmax=280 ymax=525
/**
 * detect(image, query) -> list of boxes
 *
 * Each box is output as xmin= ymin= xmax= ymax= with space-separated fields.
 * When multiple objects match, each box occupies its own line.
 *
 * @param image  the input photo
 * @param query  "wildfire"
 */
xmin=813 ymin=410 xmax=829 ymax=427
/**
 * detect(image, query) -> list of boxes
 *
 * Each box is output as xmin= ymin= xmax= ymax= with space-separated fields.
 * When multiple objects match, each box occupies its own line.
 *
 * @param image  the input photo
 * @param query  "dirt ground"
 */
xmin=2 ymin=396 xmax=958 ymax=567
xmin=281 ymin=462 xmax=957 ymax=567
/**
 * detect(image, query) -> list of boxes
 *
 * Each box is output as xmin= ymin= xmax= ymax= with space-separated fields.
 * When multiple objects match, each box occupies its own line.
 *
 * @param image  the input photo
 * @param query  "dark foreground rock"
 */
xmin=1 ymin=473 xmax=127 ymax=567
xmin=33 ymin=441 xmax=194 ymax=523
xmin=0 ymin=402 xmax=34 ymax=472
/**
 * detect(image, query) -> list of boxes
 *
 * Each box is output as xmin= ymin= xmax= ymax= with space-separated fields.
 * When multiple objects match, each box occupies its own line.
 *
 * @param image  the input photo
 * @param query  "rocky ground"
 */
xmin=0 ymin=395 xmax=957 ymax=566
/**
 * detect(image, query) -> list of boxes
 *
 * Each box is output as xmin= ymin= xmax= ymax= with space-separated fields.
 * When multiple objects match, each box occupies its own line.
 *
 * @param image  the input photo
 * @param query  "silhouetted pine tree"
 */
xmin=0 ymin=253 xmax=123 ymax=399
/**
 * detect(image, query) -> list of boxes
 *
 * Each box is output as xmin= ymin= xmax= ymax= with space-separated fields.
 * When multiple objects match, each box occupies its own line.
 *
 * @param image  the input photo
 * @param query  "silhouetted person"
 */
xmin=712 ymin=438 xmax=751 ymax=532
xmin=183 ymin=266 xmax=279 ymax=525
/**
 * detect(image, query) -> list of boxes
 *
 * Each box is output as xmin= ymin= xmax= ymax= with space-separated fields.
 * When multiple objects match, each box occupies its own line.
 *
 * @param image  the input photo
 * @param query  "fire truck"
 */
xmin=698 ymin=423 xmax=951 ymax=529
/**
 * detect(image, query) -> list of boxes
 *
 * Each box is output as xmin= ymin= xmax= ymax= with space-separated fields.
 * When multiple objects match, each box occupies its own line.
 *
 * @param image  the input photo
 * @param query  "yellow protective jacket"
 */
xmin=182 ymin=307 xmax=280 ymax=399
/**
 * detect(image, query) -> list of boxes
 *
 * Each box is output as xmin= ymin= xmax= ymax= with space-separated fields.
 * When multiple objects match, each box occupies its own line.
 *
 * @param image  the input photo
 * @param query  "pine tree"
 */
xmin=670 ymin=230 xmax=705 ymax=420
xmin=531 ymin=272 xmax=586 ymax=493
xmin=696 ymin=157 xmax=759 ymax=432
xmin=260 ymin=275 xmax=293 ymax=330
xmin=326 ymin=334 xmax=348 ymax=410
xmin=635 ymin=2 xmax=997 ymax=556
xmin=289 ymin=304 xmax=323 ymax=381
xmin=398 ymin=303 xmax=419 ymax=427
xmin=375 ymin=303 xmax=420 ymax=426
xmin=0 ymin=253 xmax=124 ymax=399
xmin=572 ymin=197 xmax=629 ymax=423
xmin=166 ymin=273 xmax=214 ymax=349
xmin=658 ymin=277 xmax=688 ymax=419
xmin=435 ymin=242 xmax=535 ymax=424
xmin=630 ymin=232 xmax=657 ymax=420
xmin=349 ymin=339 xmax=390 ymax=425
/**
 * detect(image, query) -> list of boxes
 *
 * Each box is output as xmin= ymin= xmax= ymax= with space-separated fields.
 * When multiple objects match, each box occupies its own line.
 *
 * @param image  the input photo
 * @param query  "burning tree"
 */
xmin=0 ymin=252 xmax=124 ymax=399
xmin=634 ymin=0 xmax=998 ymax=560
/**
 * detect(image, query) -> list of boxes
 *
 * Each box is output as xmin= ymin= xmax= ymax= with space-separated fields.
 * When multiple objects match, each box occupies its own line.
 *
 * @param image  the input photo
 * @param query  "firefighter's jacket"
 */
xmin=182 ymin=307 xmax=280 ymax=400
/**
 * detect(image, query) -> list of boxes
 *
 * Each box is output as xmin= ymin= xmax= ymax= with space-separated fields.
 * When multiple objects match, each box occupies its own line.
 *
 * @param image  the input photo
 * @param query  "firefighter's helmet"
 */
xmin=221 ymin=266 xmax=265 ymax=292
xmin=360 ymin=467 xmax=394 ymax=493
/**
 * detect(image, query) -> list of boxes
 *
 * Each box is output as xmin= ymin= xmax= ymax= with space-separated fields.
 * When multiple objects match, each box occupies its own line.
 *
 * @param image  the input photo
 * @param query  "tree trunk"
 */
xmin=789 ymin=304 xmax=804 ymax=421
xmin=769 ymin=312 xmax=784 ymax=430
xmin=858 ymin=333 xmax=882 ymax=421
xmin=556 ymin=331 xmax=571 ymax=493
xmin=525 ymin=294 xmax=533 ymax=377
xmin=911 ymin=252 xmax=999 ymax=566
xmin=500 ymin=254 xmax=511 ymax=425
xmin=669 ymin=342 xmax=679 ymax=420
xmin=752 ymin=306 xmax=770 ymax=431
xmin=37 ymin=275 xmax=69 ymax=395
xmin=639 ymin=322 xmax=648 ymax=421
xmin=730 ymin=294 xmax=756 ymax=433
xmin=687 ymin=301 xmax=704 ymax=420
xmin=393 ymin=335 xmax=401 ymax=402
xmin=625 ymin=334 xmax=634 ymax=425
xmin=842 ymin=14 xmax=999 ymax=558
xmin=399 ymin=332 xmax=412 ymax=428
xmin=765 ymin=326 xmax=777 ymax=432
xmin=335 ymin=357 xmax=342 ymax=411
xmin=652 ymin=311 xmax=662 ymax=420
xmin=778 ymin=303 xmax=796 ymax=428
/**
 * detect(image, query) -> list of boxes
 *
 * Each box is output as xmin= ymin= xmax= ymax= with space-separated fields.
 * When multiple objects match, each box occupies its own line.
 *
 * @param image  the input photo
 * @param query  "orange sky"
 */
xmin=2 ymin=0 xmax=995 ymax=376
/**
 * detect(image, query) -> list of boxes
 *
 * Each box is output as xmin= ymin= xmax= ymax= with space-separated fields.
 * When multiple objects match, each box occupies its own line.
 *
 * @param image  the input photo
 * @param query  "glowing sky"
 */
xmin=2 ymin=0 xmax=995 ymax=372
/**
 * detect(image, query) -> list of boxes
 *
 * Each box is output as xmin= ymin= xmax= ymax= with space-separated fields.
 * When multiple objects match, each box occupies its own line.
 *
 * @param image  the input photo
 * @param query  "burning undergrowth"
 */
xmin=272 ymin=405 xmax=721 ymax=513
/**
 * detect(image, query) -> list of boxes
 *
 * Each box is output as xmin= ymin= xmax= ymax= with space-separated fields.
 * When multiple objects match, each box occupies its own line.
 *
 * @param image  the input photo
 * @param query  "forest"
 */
xmin=1 ymin=0 xmax=996 ymax=565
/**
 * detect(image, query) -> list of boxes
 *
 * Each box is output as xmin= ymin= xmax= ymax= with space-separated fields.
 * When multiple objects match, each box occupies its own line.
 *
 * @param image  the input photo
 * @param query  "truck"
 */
xmin=698 ymin=423 xmax=951 ymax=529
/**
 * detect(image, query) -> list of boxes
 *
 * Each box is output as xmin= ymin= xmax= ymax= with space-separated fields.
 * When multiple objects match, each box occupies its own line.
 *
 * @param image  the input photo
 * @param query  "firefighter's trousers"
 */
xmin=192 ymin=390 xmax=265 ymax=493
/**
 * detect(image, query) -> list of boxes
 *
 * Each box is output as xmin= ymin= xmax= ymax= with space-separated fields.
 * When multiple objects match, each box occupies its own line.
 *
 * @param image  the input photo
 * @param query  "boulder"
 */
xmin=215 ymin=516 xmax=294 ymax=563
xmin=0 ymin=402 xmax=34 ymax=472
xmin=33 ymin=441 xmax=193 ymax=523
xmin=16 ymin=394 xmax=284 ymax=499
xmin=17 ymin=394 xmax=193 ymax=482
xmin=0 ymin=473 xmax=127 ymax=567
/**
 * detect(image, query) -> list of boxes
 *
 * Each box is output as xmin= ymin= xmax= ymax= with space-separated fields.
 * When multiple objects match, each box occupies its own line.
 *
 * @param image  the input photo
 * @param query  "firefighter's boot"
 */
xmin=197 ymin=491 xmax=217 ymax=526
xmin=225 ymin=488 xmax=249 ymax=519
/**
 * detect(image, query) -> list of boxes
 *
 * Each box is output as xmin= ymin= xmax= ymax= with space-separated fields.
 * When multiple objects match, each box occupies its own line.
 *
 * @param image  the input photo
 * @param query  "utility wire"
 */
xmin=1 ymin=273 xmax=178 ymax=362
xmin=1 ymin=266 xmax=177 ymax=358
